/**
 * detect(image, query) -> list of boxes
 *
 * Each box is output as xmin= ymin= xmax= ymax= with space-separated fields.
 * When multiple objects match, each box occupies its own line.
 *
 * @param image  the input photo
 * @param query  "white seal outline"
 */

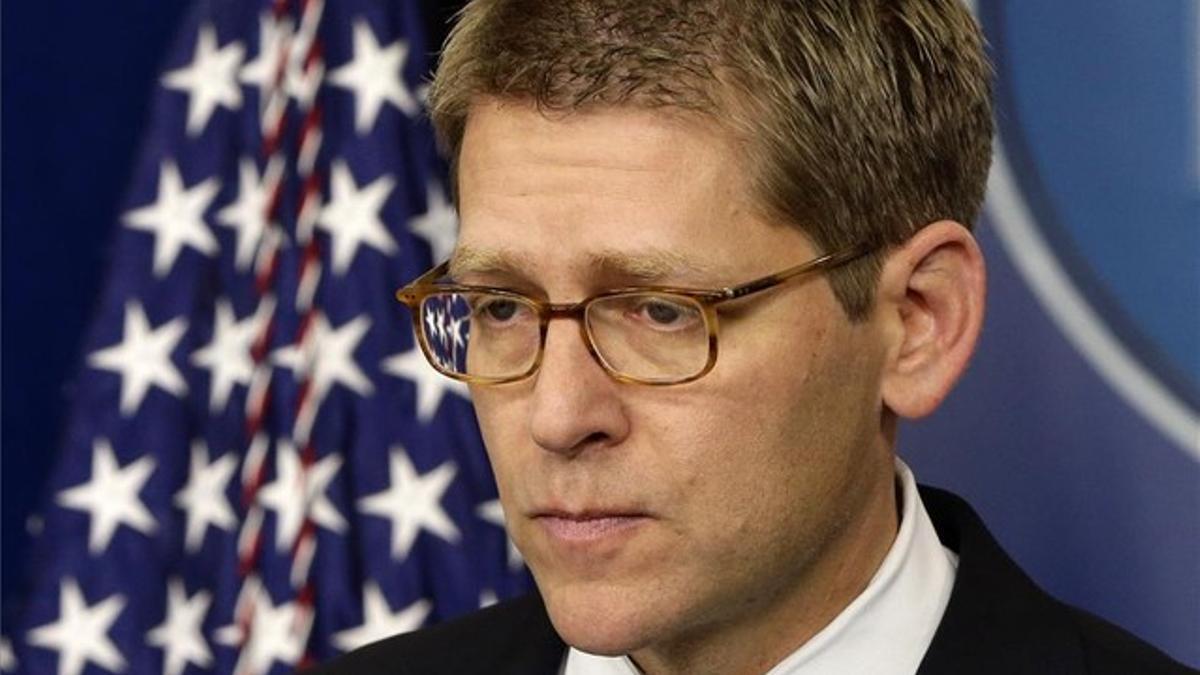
xmin=966 ymin=0 xmax=1200 ymax=459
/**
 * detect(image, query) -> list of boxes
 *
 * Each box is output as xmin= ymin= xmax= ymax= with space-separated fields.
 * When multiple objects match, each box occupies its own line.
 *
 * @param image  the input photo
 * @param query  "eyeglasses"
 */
xmin=395 ymin=244 xmax=871 ymax=386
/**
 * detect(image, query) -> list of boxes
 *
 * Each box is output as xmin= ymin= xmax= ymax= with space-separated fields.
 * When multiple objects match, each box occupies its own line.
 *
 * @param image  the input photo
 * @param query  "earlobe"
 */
xmin=879 ymin=221 xmax=986 ymax=419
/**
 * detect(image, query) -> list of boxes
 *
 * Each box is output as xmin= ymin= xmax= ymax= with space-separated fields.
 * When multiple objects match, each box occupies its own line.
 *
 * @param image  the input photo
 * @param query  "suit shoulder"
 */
xmin=917 ymin=486 xmax=1195 ymax=674
xmin=1067 ymin=606 xmax=1197 ymax=674
xmin=308 ymin=593 xmax=564 ymax=675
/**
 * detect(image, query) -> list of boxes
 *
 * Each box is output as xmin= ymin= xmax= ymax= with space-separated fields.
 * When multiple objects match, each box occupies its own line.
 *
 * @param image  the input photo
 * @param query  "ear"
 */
xmin=878 ymin=220 xmax=986 ymax=419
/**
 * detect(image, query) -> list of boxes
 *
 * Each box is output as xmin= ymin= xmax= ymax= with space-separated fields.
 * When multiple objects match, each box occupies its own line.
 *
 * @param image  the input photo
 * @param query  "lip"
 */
xmin=531 ymin=509 xmax=651 ymax=544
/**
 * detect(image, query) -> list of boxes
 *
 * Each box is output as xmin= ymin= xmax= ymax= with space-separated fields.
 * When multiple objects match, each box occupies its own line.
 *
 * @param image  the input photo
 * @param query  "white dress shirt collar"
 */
xmin=561 ymin=459 xmax=956 ymax=675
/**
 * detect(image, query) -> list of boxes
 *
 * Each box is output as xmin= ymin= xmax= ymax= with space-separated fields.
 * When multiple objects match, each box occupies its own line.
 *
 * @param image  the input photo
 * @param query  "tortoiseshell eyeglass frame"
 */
xmin=395 ymin=244 xmax=873 ymax=386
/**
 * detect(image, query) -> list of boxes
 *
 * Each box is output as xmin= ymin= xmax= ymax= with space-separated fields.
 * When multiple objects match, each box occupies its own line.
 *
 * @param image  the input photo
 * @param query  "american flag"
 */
xmin=4 ymin=0 xmax=531 ymax=673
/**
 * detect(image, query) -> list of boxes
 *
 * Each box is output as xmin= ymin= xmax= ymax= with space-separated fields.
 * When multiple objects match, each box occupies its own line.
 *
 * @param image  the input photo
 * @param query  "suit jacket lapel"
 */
xmin=917 ymin=487 xmax=1085 ymax=674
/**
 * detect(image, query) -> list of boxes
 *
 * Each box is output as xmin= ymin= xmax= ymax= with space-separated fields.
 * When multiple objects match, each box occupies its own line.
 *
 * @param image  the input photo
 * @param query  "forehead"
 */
xmin=453 ymin=100 xmax=813 ymax=287
xmin=458 ymin=100 xmax=741 ymax=218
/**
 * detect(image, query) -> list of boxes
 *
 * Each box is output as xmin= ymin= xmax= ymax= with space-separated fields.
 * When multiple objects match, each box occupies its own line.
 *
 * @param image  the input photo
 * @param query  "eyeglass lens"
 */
xmin=419 ymin=291 xmax=711 ymax=383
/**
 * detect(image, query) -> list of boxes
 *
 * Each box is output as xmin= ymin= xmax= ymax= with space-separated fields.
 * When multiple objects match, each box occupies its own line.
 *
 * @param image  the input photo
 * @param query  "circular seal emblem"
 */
xmin=976 ymin=2 xmax=1200 ymax=456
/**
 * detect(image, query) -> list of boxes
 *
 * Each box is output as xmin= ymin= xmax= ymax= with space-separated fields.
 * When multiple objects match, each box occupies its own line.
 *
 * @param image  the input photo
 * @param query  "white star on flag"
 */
xmin=358 ymin=447 xmax=460 ymax=560
xmin=26 ymin=578 xmax=126 ymax=675
xmin=0 ymin=635 xmax=14 ymax=672
xmin=332 ymin=582 xmax=431 ymax=652
xmin=316 ymin=162 xmax=398 ymax=274
xmin=273 ymin=313 xmax=375 ymax=408
xmin=448 ymin=315 xmax=467 ymax=350
xmin=239 ymin=13 xmax=297 ymax=103
xmin=216 ymin=157 xmax=273 ymax=270
xmin=55 ymin=438 xmax=157 ymax=555
xmin=381 ymin=347 xmax=469 ymax=423
xmin=215 ymin=589 xmax=309 ymax=675
xmin=174 ymin=440 xmax=238 ymax=552
xmin=123 ymin=161 xmax=221 ymax=277
xmin=87 ymin=301 xmax=188 ymax=416
xmin=408 ymin=180 xmax=458 ymax=264
xmin=258 ymin=441 xmax=346 ymax=551
xmin=146 ymin=578 xmax=213 ymax=675
xmin=436 ymin=309 xmax=451 ymax=344
xmin=479 ymin=589 xmax=499 ymax=609
xmin=161 ymin=24 xmax=245 ymax=135
xmin=477 ymin=499 xmax=525 ymax=570
xmin=191 ymin=298 xmax=270 ymax=412
xmin=425 ymin=308 xmax=442 ymax=344
xmin=328 ymin=19 xmax=419 ymax=133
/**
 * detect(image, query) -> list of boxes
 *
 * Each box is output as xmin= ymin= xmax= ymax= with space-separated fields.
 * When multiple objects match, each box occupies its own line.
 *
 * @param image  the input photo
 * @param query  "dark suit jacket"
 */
xmin=313 ymin=487 xmax=1194 ymax=674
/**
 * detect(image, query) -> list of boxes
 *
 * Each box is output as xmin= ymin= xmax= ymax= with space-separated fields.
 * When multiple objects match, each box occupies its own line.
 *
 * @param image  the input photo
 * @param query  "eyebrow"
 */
xmin=587 ymin=248 xmax=720 ymax=284
xmin=449 ymin=245 xmax=724 ymax=286
xmin=448 ymin=246 xmax=537 ymax=281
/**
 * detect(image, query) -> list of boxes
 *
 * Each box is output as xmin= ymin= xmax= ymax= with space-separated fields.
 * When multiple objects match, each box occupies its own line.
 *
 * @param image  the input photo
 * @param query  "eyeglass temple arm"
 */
xmin=395 ymin=260 xmax=452 ymax=306
xmin=720 ymin=244 xmax=872 ymax=301
xmin=398 ymin=244 xmax=871 ymax=305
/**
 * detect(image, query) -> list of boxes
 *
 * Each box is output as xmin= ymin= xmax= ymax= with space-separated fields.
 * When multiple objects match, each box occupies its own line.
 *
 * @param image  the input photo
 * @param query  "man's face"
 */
xmin=454 ymin=100 xmax=897 ymax=662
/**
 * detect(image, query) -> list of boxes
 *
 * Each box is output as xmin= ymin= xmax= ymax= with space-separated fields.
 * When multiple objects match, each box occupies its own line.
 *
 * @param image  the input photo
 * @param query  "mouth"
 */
xmin=531 ymin=509 xmax=652 ymax=544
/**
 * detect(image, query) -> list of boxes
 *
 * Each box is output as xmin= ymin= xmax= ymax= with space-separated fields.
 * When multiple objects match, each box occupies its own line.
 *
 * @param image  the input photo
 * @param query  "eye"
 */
xmin=633 ymin=297 xmax=701 ymax=329
xmin=471 ymin=296 xmax=531 ymax=325
xmin=644 ymin=300 xmax=682 ymax=324
xmin=484 ymin=299 xmax=518 ymax=321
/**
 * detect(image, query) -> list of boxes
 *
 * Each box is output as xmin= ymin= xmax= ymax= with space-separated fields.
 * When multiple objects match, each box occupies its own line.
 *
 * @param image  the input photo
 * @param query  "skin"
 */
xmin=452 ymin=98 xmax=985 ymax=675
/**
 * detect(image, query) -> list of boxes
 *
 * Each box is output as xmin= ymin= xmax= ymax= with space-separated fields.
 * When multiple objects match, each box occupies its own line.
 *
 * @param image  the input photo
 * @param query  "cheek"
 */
xmin=471 ymin=390 xmax=530 ymax=493
xmin=642 ymin=389 xmax=799 ymax=544
xmin=670 ymin=322 xmax=879 ymax=532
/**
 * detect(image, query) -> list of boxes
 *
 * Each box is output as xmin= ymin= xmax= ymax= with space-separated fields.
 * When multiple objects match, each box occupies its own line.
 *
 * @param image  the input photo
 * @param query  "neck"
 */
xmin=629 ymin=461 xmax=900 ymax=675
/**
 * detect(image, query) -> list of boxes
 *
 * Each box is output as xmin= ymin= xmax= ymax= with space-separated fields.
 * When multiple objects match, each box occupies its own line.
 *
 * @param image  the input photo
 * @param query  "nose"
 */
xmin=528 ymin=317 xmax=630 ymax=457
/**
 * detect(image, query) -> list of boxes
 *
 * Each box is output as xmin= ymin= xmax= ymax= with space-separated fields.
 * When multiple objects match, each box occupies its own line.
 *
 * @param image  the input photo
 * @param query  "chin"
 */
xmin=539 ymin=576 xmax=662 ymax=656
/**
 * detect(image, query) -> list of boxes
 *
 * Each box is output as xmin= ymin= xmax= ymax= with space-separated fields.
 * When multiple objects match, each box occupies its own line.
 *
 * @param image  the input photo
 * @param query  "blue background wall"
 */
xmin=2 ymin=0 xmax=193 ymax=613
xmin=3 ymin=1 xmax=1197 ymax=668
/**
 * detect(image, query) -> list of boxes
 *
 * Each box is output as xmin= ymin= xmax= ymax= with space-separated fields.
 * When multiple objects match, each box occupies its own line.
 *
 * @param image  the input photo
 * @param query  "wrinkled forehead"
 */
xmin=449 ymin=100 xmax=810 ymax=292
xmin=457 ymin=98 xmax=740 ymax=198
